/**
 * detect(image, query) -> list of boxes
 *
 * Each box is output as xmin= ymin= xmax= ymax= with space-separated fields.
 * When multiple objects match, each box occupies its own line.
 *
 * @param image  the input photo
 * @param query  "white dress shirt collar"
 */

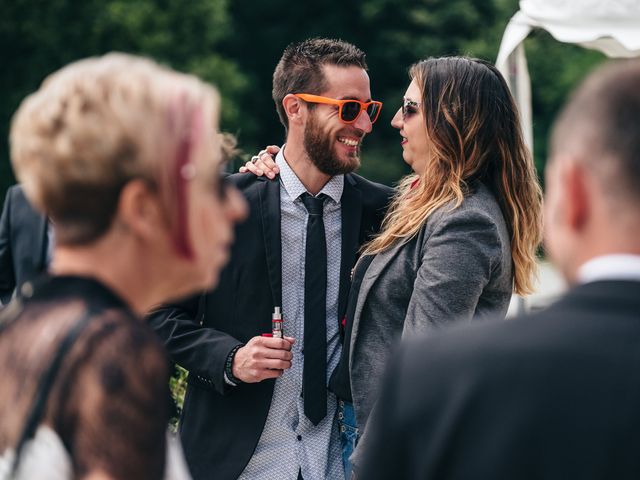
xmin=577 ymin=254 xmax=640 ymax=284
xmin=276 ymin=146 xmax=344 ymax=204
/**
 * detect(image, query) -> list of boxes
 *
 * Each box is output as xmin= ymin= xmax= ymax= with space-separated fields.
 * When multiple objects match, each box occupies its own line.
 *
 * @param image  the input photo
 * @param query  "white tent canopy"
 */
xmin=496 ymin=0 xmax=640 ymax=151
xmin=497 ymin=0 xmax=640 ymax=314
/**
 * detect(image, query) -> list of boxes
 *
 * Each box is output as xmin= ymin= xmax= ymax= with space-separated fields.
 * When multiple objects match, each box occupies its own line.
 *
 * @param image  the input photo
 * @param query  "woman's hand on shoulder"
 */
xmin=239 ymin=145 xmax=280 ymax=179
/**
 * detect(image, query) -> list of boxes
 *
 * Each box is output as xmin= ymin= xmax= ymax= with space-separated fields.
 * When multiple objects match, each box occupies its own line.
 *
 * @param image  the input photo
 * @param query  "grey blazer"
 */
xmin=349 ymin=182 xmax=513 ymax=436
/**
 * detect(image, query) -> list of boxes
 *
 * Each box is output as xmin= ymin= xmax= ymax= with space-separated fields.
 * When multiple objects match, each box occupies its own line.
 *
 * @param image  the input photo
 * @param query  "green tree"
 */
xmin=0 ymin=0 xmax=247 ymax=200
xmin=524 ymin=31 xmax=605 ymax=178
xmin=448 ymin=0 xmax=604 ymax=180
xmin=218 ymin=0 xmax=506 ymax=184
xmin=0 ymin=0 xmax=608 ymax=201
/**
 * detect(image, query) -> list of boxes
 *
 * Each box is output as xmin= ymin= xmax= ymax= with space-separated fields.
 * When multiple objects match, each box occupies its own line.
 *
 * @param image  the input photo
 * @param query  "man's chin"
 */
xmin=345 ymin=156 xmax=361 ymax=172
xmin=305 ymin=136 xmax=361 ymax=175
xmin=342 ymin=153 xmax=361 ymax=172
xmin=330 ymin=148 xmax=361 ymax=174
xmin=318 ymin=158 xmax=360 ymax=176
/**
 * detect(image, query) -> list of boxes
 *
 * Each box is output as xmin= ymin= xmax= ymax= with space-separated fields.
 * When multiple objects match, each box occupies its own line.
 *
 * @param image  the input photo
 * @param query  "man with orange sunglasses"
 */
xmin=150 ymin=38 xmax=392 ymax=480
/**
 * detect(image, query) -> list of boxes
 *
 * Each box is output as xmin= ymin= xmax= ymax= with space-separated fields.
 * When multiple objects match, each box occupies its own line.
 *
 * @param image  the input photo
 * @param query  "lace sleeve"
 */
xmin=49 ymin=307 xmax=172 ymax=479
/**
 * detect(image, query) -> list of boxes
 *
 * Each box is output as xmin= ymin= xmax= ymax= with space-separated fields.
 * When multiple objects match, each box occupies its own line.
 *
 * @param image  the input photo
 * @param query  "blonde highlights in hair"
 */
xmin=10 ymin=53 xmax=222 ymax=248
xmin=364 ymin=57 xmax=543 ymax=295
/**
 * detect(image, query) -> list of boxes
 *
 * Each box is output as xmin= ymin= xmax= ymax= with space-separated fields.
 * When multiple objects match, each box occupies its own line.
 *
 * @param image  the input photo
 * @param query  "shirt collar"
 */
xmin=276 ymin=146 xmax=344 ymax=204
xmin=577 ymin=254 xmax=640 ymax=284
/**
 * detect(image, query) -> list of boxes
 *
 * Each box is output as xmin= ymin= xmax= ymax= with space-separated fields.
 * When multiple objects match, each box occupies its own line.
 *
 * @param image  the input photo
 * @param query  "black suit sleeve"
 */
xmin=147 ymin=293 xmax=242 ymax=395
xmin=358 ymin=331 xmax=495 ymax=480
xmin=0 ymin=188 xmax=16 ymax=304
xmin=148 ymin=174 xmax=273 ymax=398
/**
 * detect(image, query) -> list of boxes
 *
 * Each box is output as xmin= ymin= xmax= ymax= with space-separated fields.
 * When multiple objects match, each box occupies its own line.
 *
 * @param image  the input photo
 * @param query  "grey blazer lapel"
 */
xmin=258 ymin=178 xmax=282 ymax=308
xmin=348 ymin=240 xmax=407 ymax=373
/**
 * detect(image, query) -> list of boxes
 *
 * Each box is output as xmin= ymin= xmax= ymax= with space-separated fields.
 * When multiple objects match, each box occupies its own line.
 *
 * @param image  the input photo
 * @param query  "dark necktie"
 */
xmin=301 ymin=192 xmax=327 ymax=425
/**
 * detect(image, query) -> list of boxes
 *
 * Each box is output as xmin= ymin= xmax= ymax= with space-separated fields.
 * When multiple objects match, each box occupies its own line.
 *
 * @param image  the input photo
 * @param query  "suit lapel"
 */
xmin=258 ymin=178 xmax=282 ymax=308
xmin=15 ymin=186 xmax=49 ymax=271
xmin=339 ymin=176 xmax=362 ymax=323
xmin=35 ymin=215 xmax=48 ymax=269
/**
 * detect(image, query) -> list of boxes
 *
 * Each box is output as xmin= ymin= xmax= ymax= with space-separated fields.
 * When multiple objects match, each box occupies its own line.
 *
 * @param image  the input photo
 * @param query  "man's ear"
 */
xmin=282 ymin=94 xmax=305 ymax=126
xmin=115 ymin=179 xmax=164 ymax=241
xmin=562 ymin=157 xmax=590 ymax=232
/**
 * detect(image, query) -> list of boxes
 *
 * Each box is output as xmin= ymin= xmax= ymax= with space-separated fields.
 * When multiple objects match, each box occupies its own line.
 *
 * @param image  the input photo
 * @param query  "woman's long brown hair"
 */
xmin=364 ymin=57 xmax=543 ymax=295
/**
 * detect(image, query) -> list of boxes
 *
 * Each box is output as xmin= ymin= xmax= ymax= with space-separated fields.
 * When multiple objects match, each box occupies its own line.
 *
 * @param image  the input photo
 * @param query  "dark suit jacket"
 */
xmin=360 ymin=280 xmax=640 ymax=479
xmin=149 ymin=172 xmax=392 ymax=480
xmin=0 ymin=185 xmax=48 ymax=304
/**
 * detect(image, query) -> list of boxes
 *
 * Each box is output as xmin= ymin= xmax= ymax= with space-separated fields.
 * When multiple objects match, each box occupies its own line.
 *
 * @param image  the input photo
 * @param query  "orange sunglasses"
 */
xmin=294 ymin=93 xmax=383 ymax=124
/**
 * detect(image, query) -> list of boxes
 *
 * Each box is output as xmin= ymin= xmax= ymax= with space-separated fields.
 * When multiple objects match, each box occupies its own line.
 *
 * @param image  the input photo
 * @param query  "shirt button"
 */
xmin=338 ymin=412 xmax=344 ymax=420
xmin=297 ymin=435 xmax=302 ymax=441
xmin=340 ymin=425 xmax=346 ymax=433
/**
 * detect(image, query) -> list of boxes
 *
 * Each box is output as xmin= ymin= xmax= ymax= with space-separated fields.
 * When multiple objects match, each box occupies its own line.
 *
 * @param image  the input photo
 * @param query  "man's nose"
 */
xmin=354 ymin=109 xmax=373 ymax=134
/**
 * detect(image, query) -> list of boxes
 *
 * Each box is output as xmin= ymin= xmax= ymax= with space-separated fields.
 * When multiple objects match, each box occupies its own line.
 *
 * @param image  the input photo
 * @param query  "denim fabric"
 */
xmin=338 ymin=400 xmax=359 ymax=479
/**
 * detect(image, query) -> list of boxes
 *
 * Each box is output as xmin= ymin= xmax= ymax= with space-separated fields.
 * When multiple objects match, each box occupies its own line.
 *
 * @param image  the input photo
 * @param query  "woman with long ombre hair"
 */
xmin=364 ymin=57 xmax=540 ymax=291
xmin=331 ymin=56 xmax=543 ymax=476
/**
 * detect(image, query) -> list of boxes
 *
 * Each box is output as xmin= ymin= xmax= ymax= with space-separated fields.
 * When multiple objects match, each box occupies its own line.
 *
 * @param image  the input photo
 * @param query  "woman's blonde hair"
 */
xmin=10 ymin=53 xmax=223 ymax=253
xmin=364 ymin=57 xmax=542 ymax=295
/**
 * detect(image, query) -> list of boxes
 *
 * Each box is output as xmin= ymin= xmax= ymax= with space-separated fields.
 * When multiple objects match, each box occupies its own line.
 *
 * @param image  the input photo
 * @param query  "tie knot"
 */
xmin=301 ymin=193 xmax=326 ymax=216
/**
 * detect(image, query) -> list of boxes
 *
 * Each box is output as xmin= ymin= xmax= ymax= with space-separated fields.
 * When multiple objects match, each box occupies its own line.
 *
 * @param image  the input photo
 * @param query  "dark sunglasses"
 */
xmin=401 ymin=99 xmax=421 ymax=119
xmin=294 ymin=93 xmax=383 ymax=124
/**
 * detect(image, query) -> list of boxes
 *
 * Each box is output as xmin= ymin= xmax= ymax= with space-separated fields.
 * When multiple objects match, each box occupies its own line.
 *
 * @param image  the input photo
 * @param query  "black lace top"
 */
xmin=0 ymin=275 xmax=171 ymax=479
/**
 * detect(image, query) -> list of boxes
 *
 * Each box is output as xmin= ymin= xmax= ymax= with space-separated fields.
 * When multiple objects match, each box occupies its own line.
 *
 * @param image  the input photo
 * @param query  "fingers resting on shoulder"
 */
xmin=239 ymin=145 xmax=281 ymax=179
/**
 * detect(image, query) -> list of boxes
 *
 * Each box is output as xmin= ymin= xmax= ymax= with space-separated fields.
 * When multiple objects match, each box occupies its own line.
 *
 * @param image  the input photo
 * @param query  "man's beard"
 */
xmin=303 ymin=113 xmax=361 ymax=176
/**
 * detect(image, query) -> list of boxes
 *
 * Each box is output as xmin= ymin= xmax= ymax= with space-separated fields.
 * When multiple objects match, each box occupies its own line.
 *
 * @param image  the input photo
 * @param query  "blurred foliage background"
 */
xmin=0 ymin=0 xmax=607 ymax=414
xmin=0 ymin=0 xmax=605 ymax=203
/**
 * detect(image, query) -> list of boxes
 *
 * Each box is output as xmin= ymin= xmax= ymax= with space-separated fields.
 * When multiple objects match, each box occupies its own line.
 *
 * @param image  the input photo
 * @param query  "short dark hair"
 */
xmin=551 ymin=60 xmax=640 ymax=203
xmin=272 ymin=38 xmax=368 ymax=133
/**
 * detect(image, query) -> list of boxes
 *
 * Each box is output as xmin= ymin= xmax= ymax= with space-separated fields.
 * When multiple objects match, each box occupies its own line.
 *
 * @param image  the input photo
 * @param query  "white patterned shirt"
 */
xmin=238 ymin=149 xmax=345 ymax=480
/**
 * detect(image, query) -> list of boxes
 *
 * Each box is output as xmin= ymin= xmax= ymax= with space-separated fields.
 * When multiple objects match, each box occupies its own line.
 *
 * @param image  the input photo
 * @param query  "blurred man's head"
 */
xmin=10 ymin=53 xmax=247 ymax=306
xmin=272 ymin=38 xmax=380 ymax=175
xmin=545 ymin=60 xmax=640 ymax=283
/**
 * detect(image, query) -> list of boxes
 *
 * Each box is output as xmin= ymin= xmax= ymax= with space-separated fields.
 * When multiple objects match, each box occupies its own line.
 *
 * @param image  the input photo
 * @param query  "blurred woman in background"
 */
xmin=0 ymin=53 xmax=246 ymax=479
